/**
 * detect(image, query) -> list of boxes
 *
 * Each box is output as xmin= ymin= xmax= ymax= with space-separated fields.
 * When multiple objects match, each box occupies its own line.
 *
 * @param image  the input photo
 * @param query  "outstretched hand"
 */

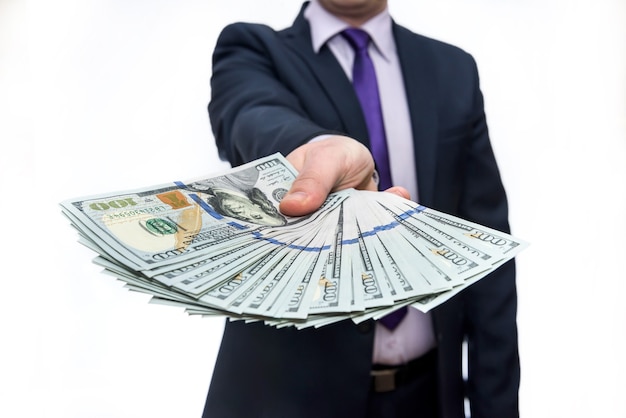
xmin=279 ymin=136 xmax=410 ymax=217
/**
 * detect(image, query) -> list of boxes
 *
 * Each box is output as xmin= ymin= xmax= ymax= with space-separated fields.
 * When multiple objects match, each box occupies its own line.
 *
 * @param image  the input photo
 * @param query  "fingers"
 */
xmin=279 ymin=136 xmax=375 ymax=216
xmin=383 ymin=186 xmax=411 ymax=200
xmin=278 ymin=136 xmax=411 ymax=217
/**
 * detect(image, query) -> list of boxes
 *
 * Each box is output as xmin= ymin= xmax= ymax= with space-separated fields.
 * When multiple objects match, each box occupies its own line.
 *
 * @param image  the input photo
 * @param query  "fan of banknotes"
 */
xmin=60 ymin=153 xmax=527 ymax=329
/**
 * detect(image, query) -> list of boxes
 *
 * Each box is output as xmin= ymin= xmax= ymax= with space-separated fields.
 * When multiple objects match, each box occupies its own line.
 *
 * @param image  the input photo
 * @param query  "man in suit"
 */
xmin=203 ymin=1 xmax=519 ymax=417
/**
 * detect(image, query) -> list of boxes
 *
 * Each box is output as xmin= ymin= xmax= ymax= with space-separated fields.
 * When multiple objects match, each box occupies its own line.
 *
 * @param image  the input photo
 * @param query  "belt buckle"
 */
xmin=371 ymin=368 xmax=398 ymax=392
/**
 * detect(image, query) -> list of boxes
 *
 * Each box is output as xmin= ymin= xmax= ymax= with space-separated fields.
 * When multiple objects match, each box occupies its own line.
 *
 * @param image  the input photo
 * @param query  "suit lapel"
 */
xmin=280 ymin=6 xmax=371 ymax=147
xmin=277 ymin=8 xmax=437 ymax=198
xmin=393 ymin=24 xmax=438 ymax=205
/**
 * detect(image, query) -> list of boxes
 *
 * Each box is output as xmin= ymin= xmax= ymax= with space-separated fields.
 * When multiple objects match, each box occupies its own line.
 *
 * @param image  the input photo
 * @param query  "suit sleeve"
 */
xmin=209 ymin=23 xmax=334 ymax=167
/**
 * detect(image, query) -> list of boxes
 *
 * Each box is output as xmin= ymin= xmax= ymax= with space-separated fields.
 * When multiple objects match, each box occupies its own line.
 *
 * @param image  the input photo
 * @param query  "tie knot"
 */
xmin=342 ymin=28 xmax=370 ymax=51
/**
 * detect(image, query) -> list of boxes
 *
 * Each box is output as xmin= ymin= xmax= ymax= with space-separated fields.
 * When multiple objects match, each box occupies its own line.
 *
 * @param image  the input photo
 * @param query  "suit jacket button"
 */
xmin=357 ymin=320 xmax=373 ymax=333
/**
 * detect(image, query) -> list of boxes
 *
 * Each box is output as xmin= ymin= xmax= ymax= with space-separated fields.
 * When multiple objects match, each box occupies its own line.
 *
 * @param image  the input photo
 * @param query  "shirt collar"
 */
xmin=304 ymin=0 xmax=394 ymax=61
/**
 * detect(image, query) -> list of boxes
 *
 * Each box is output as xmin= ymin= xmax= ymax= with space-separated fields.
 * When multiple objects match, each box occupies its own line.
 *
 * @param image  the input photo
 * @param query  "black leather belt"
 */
xmin=370 ymin=349 xmax=437 ymax=393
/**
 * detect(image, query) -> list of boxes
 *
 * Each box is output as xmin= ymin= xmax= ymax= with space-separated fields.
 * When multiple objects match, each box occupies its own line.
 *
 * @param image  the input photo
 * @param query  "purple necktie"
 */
xmin=342 ymin=28 xmax=407 ymax=330
xmin=342 ymin=28 xmax=393 ymax=190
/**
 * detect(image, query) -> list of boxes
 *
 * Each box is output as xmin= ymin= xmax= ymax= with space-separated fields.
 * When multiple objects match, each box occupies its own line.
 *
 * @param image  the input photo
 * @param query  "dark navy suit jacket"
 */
xmin=204 ymin=3 xmax=519 ymax=417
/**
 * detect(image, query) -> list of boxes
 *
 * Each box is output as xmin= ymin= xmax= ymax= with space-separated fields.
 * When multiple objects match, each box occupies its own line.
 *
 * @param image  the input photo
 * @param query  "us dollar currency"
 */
xmin=420 ymin=207 xmax=527 ymax=261
xmin=374 ymin=201 xmax=491 ymax=283
xmin=354 ymin=192 xmax=452 ymax=297
xmin=62 ymin=153 xmax=528 ymax=328
xmin=341 ymin=193 xmax=394 ymax=309
xmin=373 ymin=192 xmax=528 ymax=264
xmin=153 ymin=191 xmax=349 ymax=297
xmin=270 ymin=210 xmax=341 ymax=320
xmin=60 ymin=154 xmax=300 ymax=272
xmin=272 ymin=200 xmax=356 ymax=323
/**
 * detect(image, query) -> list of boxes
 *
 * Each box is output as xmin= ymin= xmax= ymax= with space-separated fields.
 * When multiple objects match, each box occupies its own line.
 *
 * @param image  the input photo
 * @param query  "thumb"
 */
xmin=279 ymin=165 xmax=335 ymax=217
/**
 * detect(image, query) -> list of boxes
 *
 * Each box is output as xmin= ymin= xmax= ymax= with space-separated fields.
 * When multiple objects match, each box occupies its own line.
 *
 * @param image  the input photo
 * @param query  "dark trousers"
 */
xmin=366 ymin=350 xmax=439 ymax=418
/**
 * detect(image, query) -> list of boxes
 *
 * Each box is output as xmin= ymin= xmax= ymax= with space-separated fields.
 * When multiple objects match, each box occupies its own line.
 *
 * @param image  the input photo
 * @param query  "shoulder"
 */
xmin=393 ymin=22 xmax=478 ymax=69
xmin=215 ymin=22 xmax=281 ymax=46
xmin=213 ymin=21 xmax=304 ymax=62
xmin=212 ymin=21 xmax=297 ymax=69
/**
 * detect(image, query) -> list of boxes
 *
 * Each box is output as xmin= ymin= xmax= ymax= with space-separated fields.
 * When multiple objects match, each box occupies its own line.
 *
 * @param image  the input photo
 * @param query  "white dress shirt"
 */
xmin=304 ymin=0 xmax=436 ymax=365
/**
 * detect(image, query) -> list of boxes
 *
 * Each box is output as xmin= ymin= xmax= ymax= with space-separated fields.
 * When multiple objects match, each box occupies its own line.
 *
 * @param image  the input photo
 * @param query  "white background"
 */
xmin=1 ymin=0 xmax=624 ymax=417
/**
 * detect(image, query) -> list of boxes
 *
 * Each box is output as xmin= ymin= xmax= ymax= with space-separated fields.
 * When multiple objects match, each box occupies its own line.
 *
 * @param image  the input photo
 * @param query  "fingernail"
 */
xmin=283 ymin=191 xmax=308 ymax=202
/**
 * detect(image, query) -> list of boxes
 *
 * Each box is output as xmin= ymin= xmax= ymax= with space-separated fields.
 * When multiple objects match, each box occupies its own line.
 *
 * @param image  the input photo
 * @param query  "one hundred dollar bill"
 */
xmin=61 ymin=154 xmax=301 ymax=271
xmin=62 ymin=153 xmax=528 ymax=328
